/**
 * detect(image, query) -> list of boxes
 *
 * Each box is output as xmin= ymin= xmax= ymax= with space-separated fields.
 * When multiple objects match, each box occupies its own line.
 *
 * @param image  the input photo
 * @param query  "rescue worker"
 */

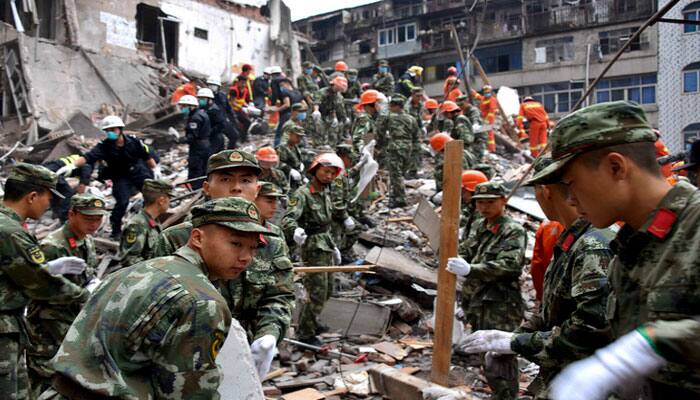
xmin=377 ymin=95 xmax=420 ymax=208
xmin=313 ymin=75 xmax=348 ymax=146
xmin=252 ymin=68 xmax=271 ymax=110
xmin=516 ymin=96 xmax=550 ymax=157
xmin=445 ymin=76 xmax=463 ymax=102
xmin=298 ymin=61 xmax=321 ymax=106
xmin=0 ymin=163 xmax=89 ymax=400
xmin=118 ymin=179 xmax=173 ymax=268
xmin=396 ymin=65 xmax=423 ymax=97
xmin=456 ymin=95 xmax=487 ymax=160
xmin=443 ymin=66 xmax=458 ymax=98
xmin=229 ymin=74 xmax=252 ymax=143
xmin=430 ymin=132 xmax=453 ymax=193
xmin=528 ymin=101 xmax=700 ymax=400
xmin=459 ymin=170 xmax=488 ymax=238
xmin=198 ymin=87 xmax=228 ymax=153
xmin=458 ymin=158 xmax=614 ymax=399
xmin=530 ymin=219 xmax=565 ymax=302
xmin=281 ymin=103 xmax=312 ymax=146
xmin=55 ymin=115 xmax=158 ymax=239
xmin=472 ymin=85 xmax=499 ymax=152
xmin=331 ymin=144 xmax=363 ymax=262
xmin=39 ymin=197 xmax=268 ymax=399
xmin=269 ymin=77 xmax=303 ymax=146
xmin=277 ymin=125 xmax=306 ymax=192
xmin=441 ymin=100 xmax=477 ymax=167
xmin=671 ymin=140 xmax=700 ymax=187
xmin=207 ymin=75 xmax=239 ymax=149
xmin=352 ymin=89 xmax=384 ymax=153
xmin=425 ymin=98 xmax=441 ymax=133
xmin=447 ymin=181 xmax=528 ymax=399
xmin=282 ymin=152 xmax=345 ymax=345
xmin=344 ymin=68 xmax=361 ymax=100
xmin=256 ymin=146 xmax=290 ymax=194
xmin=179 ymin=94 xmax=211 ymax=189
xmin=404 ymin=87 xmax=426 ymax=178
xmin=26 ymin=193 xmax=107 ymax=397
xmin=42 ymin=154 xmax=93 ymax=222
xmin=371 ymin=59 xmax=395 ymax=97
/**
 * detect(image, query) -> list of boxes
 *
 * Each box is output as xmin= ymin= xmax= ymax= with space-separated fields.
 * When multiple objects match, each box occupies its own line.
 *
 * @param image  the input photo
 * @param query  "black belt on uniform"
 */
xmin=52 ymin=374 xmax=120 ymax=400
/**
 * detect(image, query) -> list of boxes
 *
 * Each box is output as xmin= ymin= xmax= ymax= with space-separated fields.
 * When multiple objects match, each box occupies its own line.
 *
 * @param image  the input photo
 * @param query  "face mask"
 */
xmin=485 ymin=93 xmax=492 ymax=98
xmin=305 ymin=68 xmax=313 ymax=75
xmin=348 ymin=76 xmax=357 ymax=83
xmin=105 ymin=131 xmax=119 ymax=141
xmin=181 ymin=107 xmax=190 ymax=116
xmin=198 ymin=99 xmax=208 ymax=107
xmin=379 ymin=66 xmax=389 ymax=74
xmin=297 ymin=112 xmax=307 ymax=121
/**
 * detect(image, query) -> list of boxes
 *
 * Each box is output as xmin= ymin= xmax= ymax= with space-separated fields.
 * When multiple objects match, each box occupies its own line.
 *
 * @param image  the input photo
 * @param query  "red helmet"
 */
xmin=429 ymin=132 xmax=452 ymax=152
xmin=440 ymin=101 xmax=460 ymax=113
xmin=255 ymin=146 xmax=279 ymax=163
xmin=424 ymin=98 xmax=439 ymax=110
xmin=308 ymin=152 xmax=345 ymax=177
xmin=335 ymin=61 xmax=348 ymax=72
xmin=461 ymin=170 xmax=488 ymax=192
xmin=356 ymin=89 xmax=380 ymax=111
xmin=447 ymin=66 xmax=457 ymax=75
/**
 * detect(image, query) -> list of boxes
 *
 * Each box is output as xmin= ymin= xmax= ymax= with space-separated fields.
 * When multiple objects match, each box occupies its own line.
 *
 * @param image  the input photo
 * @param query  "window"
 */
xmin=378 ymin=23 xmax=416 ymax=47
xmin=683 ymin=2 xmax=700 ymax=33
xmin=595 ymin=74 xmax=657 ymax=105
xmin=518 ymin=81 xmax=584 ymax=114
xmin=598 ymin=27 xmax=647 ymax=55
xmin=682 ymin=123 xmax=700 ymax=148
xmin=683 ymin=62 xmax=700 ymax=93
xmin=194 ymin=27 xmax=208 ymax=40
xmin=535 ymin=36 xmax=574 ymax=63
xmin=474 ymin=42 xmax=522 ymax=73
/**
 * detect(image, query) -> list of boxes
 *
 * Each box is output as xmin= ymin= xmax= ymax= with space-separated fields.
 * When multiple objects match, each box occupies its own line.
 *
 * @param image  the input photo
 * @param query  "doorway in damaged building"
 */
xmin=136 ymin=3 xmax=178 ymax=64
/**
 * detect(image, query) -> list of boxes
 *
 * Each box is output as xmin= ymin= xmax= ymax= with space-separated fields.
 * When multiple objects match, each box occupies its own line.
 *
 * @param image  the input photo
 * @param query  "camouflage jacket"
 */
xmin=434 ymin=151 xmax=471 ymax=193
xmin=297 ymin=74 xmax=319 ymax=98
xmin=152 ymin=221 xmax=294 ymax=343
xmin=372 ymin=72 xmax=395 ymax=96
xmin=282 ymin=183 xmax=336 ymax=254
xmin=427 ymin=114 xmax=452 ymax=134
xmin=345 ymin=81 xmax=361 ymax=100
xmin=329 ymin=172 xmax=352 ymax=223
xmin=512 ymin=219 xmax=613 ymax=382
xmin=119 ymin=210 xmax=162 ymax=268
xmin=218 ymin=222 xmax=294 ymax=343
xmin=351 ymin=112 xmax=376 ymax=152
xmin=260 ymin=167 xmax=290 ymax=194
xmin=449 ymin=115 xmax=475 ymax=145
xmin=0 ymin=205 xmax=87 ymax=334
xmin=281 ymin=117 xmax=317 ymax=145
xmin=606 ymin=181 xmax=700 ymax=394
xmin=314 ymin=87 xmax=347 ymax=122
xmin=459 ymin=214 xmax=528 ymax=310
xmin=276 ymin=143 xmax=303 ymax=178
xmin=377 ymin=110 xmax=420 ymax=153
xmin=48 ymin=246 xmax=231 ymax=399
xmin=403 ymin=99 xmax=424 ymax=122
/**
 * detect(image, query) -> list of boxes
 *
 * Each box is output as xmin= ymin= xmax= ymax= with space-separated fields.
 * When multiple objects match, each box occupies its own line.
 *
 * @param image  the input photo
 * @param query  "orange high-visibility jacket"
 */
xmin=516 ymin=101 xmax=549 ymax=130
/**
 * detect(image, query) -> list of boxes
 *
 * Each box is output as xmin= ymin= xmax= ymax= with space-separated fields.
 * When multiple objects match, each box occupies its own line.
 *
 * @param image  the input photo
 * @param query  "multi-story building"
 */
xmin=295 ymin=0 xmax=661 ymax=132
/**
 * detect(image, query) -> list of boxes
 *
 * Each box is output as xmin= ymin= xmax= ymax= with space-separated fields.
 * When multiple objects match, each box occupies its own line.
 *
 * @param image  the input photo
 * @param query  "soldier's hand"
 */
xmin=56 ymin=164 xmax=76 ymax=177
xmin=46 ymin=256 xmax=87 ymax=275
xmin=458 ymin=330 xmax=515 ymax=354
xmin=343 ymin=217 xmax=355 ymax=231
xmin=446 ymin=257 xmax=470 ymax=276
xmin=250 ymin=335 xmax=278 ymax=380
xmin=550 ymin=330 xmax=666 ymax=400
xmin=293 ymin=228 xmax=307 ymax=245
xmin=312 ymin=110 xmax=322 ymax=121
xmin=332 ymin=247 xmax=342 ymax=265
xmin=290 ymin=169 xmax=302 ymax=182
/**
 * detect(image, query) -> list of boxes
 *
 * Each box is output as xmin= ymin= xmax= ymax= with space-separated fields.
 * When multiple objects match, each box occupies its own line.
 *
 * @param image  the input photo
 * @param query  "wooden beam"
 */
xmin=293 ymin=265 xmax=375 ymax=273
xmin=430 ymin=140 xmax=462 ymax=385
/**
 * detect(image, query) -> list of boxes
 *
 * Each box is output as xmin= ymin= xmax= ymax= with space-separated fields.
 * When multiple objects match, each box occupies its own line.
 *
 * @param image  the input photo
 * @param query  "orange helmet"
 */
xmin=335 ymin=61 xmax=348 ymax=72
xmin=356 ymin=89 xmax=380 ymax=111
xmin=440 ymin=101 xmax=460 ymax=113
xmin=429 ymin=132 xmax=452 ymax=152
xmin=447 ymin=66 xmax=457 ymax=75
xmin=461 ymin=170 xmax=488 ymax=192
xmin=654 ymin=139 xmax=670 ymax=157
xmin=424 ymin=98 xmax=439 ymax=110
xmin=255 ymin=146 xmax=279 ymax=163
xmin=308 ymin=152 xmax=345 ymax=177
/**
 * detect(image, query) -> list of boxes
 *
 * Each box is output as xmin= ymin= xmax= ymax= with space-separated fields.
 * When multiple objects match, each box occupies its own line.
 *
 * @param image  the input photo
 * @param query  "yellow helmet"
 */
xmin=408 ymin=65 xmax=423 ymax=76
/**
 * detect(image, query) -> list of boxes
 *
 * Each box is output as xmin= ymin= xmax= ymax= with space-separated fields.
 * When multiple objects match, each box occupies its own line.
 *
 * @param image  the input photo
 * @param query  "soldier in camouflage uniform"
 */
xmin=297 ymin=61 xmax=320 ymax=105
xmin=281 ymin=103 xmax=315 ymax=146
xmin=527 ymin=101 xmax=700 ymax=400
xmin=352 ymin=89 xmax=386 ymax=154
xmin=459 ymin=170 xmax=488 ymax=241
xmin=459 ymin=158 xmax=614 ymax=399
xmin=117 ymin=179 xmax=173 ymax=269
xmin=377 ymin=95 xmax=420 ymax=208
xmin=313 ymin=76 xmax=348 ymax=146
xmin=371 ymin=59 xmax=395 ymax=97
xmin=26 ymin=193 xmax=108 ymax=397
xmin=282 ymin=152 xmax=344 ymax=344
xmin=0 ymin=163 xmax=89 ymax=400
xmin=457 ymin=94 xmax=487 ymax=161
xmin=404 ymin=87 xmax=426 ymax=178
xmin=330 ymin=144 xmax=362 ymax=263
xmin=430 ymin=133 xmax=470 ymax=194
xmin=39 ymin=197 xmax=269 ymax=399
xmin=343 ymin=69 xmax=361 ymax=122
xmin=256 ymin=147 xmax=291 ymax=195
xmin=441 ymin=100 xmax=477 ymax=167
xmin=447 ymin=182 xmax=528 ymax=399
xmin=277 ymin=125 xmax=307 ymax=192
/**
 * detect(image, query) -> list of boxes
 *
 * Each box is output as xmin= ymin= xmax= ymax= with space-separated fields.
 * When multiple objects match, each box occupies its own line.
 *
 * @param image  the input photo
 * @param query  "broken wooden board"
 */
xmin=413 ymin=197 xmax=441 ymax=252
xmin=372 ymin=342 xmax=408 ymax=361
xmin=358 ymin=231 xmax=403 ymax=248
xmin=365 ymin=246 xmax=437 ymax=289
xmin=318 ymin=298 xmax=391 ymax=337
xmin=280 ymin=388 xmax=324 ymax=400
xmin=369 ymin=364 xmax=476 ymax=400
xmin=399 ymin=337 xmax=434 ymax=350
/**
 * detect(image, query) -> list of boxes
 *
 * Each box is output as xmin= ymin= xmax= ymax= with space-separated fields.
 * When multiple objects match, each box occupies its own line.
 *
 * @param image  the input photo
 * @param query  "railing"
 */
xmin=524 ymin=0 xmax=655 ymax=34
xmin=385 ymin=3 xmax=425 ymax=21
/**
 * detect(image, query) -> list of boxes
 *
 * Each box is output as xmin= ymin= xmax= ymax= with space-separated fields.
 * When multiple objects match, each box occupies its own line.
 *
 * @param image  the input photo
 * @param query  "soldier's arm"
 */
xmin=281 ymin=191 xmax=306 ymax=242
xmin=469 ymin=226 xmax=527 ymax=280
xmin=642 ymin=318 xmax=700 ymax=367
xmin=119 ymin=224 xmax=147 ymax=267
xmin=351 ymin=117 xmax=368 ymax=152
xmin=4 ymin=231 xmax=87 ymax=304
xmin=251 ymin=254 xmax=295 ymax=343
xmin=151 ymin=230 xmax=179 ymax=258
xmin=276 ymin=147 xmax=292 ymax=176
xmin=330 ymin=178 xmax=349 ymax=221
xmin=39 ymin=240 xmax=67 ymax=262
xmin=512 ymin=248 xmax=613 ymax=367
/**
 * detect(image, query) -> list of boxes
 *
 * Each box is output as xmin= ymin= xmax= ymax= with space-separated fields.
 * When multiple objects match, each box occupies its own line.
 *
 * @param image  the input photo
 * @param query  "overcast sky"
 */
xmin=285 ymin=0 xmax=379 ymax=21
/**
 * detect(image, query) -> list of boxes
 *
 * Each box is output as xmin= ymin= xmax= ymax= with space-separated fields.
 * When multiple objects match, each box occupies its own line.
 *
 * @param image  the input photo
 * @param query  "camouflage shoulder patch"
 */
xmin=211 ymin=330 xmax=225 ymax=360
xmin=28 ymin=246 xmax=45 ymax=264
xmin=125 ymin=230 xmax=138 ymax=244
xmin=288 ymin=196 xmax=298 ymax=207
xmin=335 ymin=178 xmax=343 ymax=188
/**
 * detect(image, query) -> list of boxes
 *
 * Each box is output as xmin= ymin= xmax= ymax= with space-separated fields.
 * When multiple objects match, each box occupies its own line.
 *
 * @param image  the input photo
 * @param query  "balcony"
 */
xmin=425 ymin=0 xmax=467 ymax=13
xmin=524 ymin=0 xmax=655 ymax=35
xmin=385 ymin=3 xmax=425 ymax=22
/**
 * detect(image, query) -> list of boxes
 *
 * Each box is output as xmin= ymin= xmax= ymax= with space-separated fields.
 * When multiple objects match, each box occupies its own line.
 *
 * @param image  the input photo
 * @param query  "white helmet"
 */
xmin=178 ymin=95 xmax=199 ymax=107
xmin=206 ymin=75 xmax=221 ymax=87
xmin=197 ymin=88 xmax=215 ymax=99
xmin=263 ymin=67 xmax=273 ymax=75
xmin=269 ymin=66 xmax=282 ymax=74
xmin=101 ymin=115 xmax=125 ymax=130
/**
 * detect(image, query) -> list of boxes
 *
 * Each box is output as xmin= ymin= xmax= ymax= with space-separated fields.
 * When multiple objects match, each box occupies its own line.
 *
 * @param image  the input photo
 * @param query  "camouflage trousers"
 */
xmin=298 ymin=250 xmax=334 ymax=339
xmin=331 ymin=218 xmax=360 ymax=261
xmin=387 ymin=146 xmax=411 ymax=205
xmin=26 ymin=317 xmax=73 ymax=399
xmin=0 ymin=333 xmax=29 ymax=400
xmin=407 ymin=147 xmax=421 ymax=178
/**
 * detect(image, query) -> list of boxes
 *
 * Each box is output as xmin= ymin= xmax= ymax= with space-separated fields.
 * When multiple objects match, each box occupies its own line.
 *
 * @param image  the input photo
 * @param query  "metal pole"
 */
xmin=159 ymin=17 xmax=168 ymax=63
xmin=585 ymin=43 xmax=591 ymax=107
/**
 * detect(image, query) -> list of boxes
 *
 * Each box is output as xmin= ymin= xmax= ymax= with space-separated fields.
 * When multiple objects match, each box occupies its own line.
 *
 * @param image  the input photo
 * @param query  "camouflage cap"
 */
xmin=455 ymin=94 xmax=469 ymax=104
xmin=347 ymin=68 xmax=359 ymax=75
xmin=524 ymin=157 xmax=554 ymax=186
xmin=530 ymin=101 xmax=657 ymax=184
xmin=207 ymin=150 xmax=262 ymax=175
xmin=291 ymin=103 xmax=307 ymax=112
xmin=377 ymin=59 xmax=389 ymax=66
xmin=191 ymin=197 xmax=270 ymax=236
xmin=258 ymin=181 xmax=285 ymax=198
xmin=335 ymin=143 xmax=354 ymax=156
xmin=287 ymin=124 xmax=306 ymax=136
xmin=390 ymin=94 xmax=406 ymax=105
xmin=302 ymin=61 xmax=314 ymax=69
xmin=70 ymin=193 xmax=109 ymax=215
xmin=7 ymin=163 xmax=64 ymax=199
xmin=473 ymin=163 xmax=495 ymax=179
xmin=472 ymin=181 xmax=507 ymax=199
xmin=411 ymin=86 xmax=424 ymax=94
xmin=142 ymin=179 xmax=174 ymax=196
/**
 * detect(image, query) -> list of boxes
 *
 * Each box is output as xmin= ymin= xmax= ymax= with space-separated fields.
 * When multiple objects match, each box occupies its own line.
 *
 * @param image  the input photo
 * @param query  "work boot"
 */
xmin=297 ymin=335 xmax=322 ymax=348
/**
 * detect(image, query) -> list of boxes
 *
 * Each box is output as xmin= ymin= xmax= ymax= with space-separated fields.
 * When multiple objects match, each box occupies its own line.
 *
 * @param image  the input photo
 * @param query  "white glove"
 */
xmin=422 ymin=386 xmax=470 ymax=400
xmin=312 ymin=110 xmax=321 ymax=121
xmin=458 ymin=227 xmax=465 ymax=240
xmin=168 ymin=127 xmax=180 ymax=140
xmin=332 ymin=247 xmax=342 ymax=265
xmin=293 ymin=228 xmax=307 ymax=245
xmin=250 ymin=334 xmax=278 ymax=380
xmin=458 ymin=330 xmax=515 ymax=354
xmin=55 ymin=164 xmax=76 ymax=177
xmin=46 ymin=256 xmax=86 ymax=275
xmin=343 ymin=217 xmax=355 ymax=230
xmin=299 ymin=163 xmax=305 ymax=171
xmin=289 ymin=169 xmax=302 ymax=182
xmin=85 ymin=278 xmax=102 ymax=293
xmin=446 ymin=257 xmax=471 ymax=276
xmin=344 ymin=117 xmax=351 ymax=125
xmin=550 ymin=330 xmax=666 ymax=400
xmin=153 ymin=165 xmax=163 ymax=179
xmin=331 ymin=118 xmax=339 ymax=128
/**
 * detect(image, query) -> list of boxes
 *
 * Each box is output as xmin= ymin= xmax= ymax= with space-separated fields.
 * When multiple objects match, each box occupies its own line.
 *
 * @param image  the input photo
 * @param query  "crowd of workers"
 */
xmin=0 ymin=56 xmax=699 ymax=400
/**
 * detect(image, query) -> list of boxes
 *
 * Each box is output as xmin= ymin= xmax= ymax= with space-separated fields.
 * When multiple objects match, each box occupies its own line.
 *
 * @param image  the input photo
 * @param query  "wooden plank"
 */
xmin=431 ymin=140 xmax=462 ymax=385
xmin=293 ymin=265 xmax=375 ymax=274
xmin=364 ymin=247 xmax=437 ymax=289
xmin=263 ymin=367 xmax=288 ymax=382
xmin=372 ymin=342 xmax=408 ymax=361
xmin=281 ymin=388 xmax=325 ymax=400
xmin=318 ymin=298 xmax=390 ymax=337
xmin=413 ymin=197 xmax=441 ymax=252
xmin=275 ymin=377 xmax=327 ymax=391
xmin=368 ymin=364 xmax=436 ymax=400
